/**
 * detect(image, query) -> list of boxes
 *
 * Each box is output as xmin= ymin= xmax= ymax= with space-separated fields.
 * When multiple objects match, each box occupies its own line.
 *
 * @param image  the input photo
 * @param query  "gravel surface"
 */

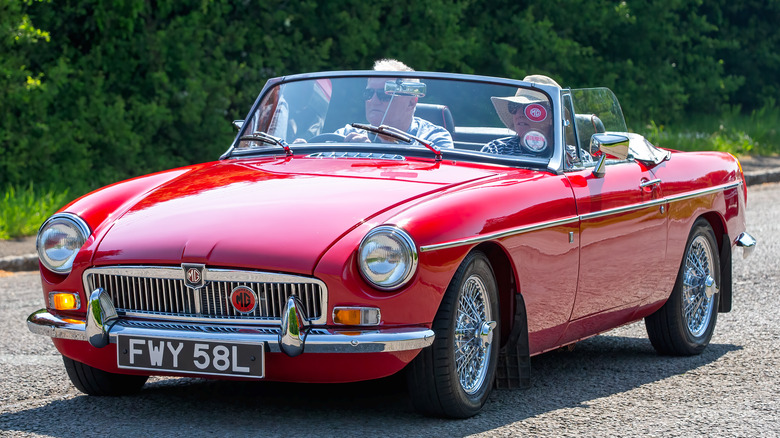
xmin=0 ymin=236 xmax=35 ymax=259
xmin=0 ymin=182 xmax=777 ymax=437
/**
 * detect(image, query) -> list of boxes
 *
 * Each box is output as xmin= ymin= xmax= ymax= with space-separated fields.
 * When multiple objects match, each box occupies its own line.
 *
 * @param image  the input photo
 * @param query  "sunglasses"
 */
xmin=508 ymin=102 xmax=528 ymax=115
xmin=363 ymin=88 xmax=392 ymax=102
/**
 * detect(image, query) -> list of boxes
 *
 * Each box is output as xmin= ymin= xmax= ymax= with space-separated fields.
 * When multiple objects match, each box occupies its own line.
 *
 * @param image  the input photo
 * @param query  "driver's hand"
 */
xmin=345 ymin=132 xmax=370 ymax=143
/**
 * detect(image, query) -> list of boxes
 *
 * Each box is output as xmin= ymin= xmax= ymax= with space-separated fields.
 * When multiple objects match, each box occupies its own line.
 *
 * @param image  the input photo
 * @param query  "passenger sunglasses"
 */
xmin=508 ymin=102 xmax=528 ymax=115
xmin=363 ymin=88 xmax=392 ymax=102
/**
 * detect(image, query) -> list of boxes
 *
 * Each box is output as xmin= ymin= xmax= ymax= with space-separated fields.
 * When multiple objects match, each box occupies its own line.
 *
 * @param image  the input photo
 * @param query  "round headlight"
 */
xmin=358 ymin=225 xmax=418 ymax=291
xmin=36 ymin=213 xmax=91 ymax=274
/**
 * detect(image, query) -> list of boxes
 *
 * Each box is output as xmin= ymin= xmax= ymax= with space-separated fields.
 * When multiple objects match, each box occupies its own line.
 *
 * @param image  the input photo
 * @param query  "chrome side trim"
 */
xmin=579 ymin=199 xmax=667 ymax=221
xmin=665 ymin=181 xmax=741 ymax=203
xmin=735 ymin=232 xmax=757 ymax=259
xmin=581 ymin=181 xmax=742 ymax=221
xmin=26 ymin=310 xmax=435 ymax=353
xmin=419 ymin=216 xmax=579 ymax=252
xmin=420 ymin=181 xmax=743 ymax=252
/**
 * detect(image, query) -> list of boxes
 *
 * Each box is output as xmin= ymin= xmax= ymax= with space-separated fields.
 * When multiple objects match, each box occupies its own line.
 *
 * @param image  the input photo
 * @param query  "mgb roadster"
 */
xmin=28 ymin=69 xmax=756 ymax=417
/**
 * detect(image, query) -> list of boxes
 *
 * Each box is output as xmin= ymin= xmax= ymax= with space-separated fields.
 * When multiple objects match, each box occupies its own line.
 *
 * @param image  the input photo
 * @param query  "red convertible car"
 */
xmin=28 ymin=70 xmax=756 ymax=418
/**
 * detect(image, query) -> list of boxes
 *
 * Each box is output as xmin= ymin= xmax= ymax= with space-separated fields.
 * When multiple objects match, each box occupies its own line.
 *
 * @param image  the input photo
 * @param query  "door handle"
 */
xmin=640 ymin=178 xmax=662 ymax=189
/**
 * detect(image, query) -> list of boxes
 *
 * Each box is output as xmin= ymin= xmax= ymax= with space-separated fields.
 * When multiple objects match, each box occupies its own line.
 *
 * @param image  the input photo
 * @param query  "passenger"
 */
xmin=335 ymin=59 xmax=454 ymax=149
xmin=481 ymin=74 xmax=560 ymax=157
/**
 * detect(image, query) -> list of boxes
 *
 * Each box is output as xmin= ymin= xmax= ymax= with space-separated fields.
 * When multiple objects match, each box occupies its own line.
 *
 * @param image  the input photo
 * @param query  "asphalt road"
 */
xmin=1 ymin=183 xmax=778 ymax=437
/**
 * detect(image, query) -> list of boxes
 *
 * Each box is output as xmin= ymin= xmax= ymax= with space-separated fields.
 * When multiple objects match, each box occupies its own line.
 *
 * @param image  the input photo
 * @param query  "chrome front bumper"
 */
xmin=28 ymin=289 xmax=434 ymax=355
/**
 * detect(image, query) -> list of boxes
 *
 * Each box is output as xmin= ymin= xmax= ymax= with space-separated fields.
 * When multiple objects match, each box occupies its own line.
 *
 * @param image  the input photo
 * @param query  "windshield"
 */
xmin=230 ymin=73 xmax=562 ymax=168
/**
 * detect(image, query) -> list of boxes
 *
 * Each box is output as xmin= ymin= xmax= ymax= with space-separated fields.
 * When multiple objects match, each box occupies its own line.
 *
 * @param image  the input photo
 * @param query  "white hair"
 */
xmin=373 ymin=59 xmax=414 ymax=72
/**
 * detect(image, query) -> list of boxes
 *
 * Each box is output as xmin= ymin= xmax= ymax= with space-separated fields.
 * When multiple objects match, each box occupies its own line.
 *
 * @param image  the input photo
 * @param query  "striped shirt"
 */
xmin=336 ymin=117 xmax=454 ymax=149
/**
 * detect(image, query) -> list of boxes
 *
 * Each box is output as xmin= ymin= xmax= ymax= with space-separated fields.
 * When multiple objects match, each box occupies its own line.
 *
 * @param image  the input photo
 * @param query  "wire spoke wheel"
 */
xmin=407 ymin=251 xmax=499 ymax=418
xmin=645 ymin=218 xmax=721 ymax=356
xmin=682 ymin=235 xmax=716 ymax=337
xmin=454 ymin=275 xmax=493 ymax=394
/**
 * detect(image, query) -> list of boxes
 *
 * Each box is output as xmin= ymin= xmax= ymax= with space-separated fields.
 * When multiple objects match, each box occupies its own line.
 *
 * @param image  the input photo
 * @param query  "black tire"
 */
xmin=407 ymin=251 xmax=500 ymax=418
xmin=63 ymin=356 xmax=148 ymax=396
xmin=645 ymin=218 xmax=721 ymax=355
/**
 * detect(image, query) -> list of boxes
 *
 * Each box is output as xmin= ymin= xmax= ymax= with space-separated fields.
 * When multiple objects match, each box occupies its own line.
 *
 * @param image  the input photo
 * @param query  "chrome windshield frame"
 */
xmin=221 ymin=70 xmax=566 ymax=174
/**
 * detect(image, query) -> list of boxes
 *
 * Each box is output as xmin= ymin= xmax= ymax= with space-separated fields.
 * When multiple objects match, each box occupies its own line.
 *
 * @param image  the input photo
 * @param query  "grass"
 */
xmin=637 ymin=101 xmax=780 ymax=156
xmin=0 ymin=184 xmax=70 ymax=239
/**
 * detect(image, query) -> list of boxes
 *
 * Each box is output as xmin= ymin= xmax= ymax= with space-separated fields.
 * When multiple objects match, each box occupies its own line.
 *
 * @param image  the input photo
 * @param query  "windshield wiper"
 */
xmin=238 ymin=131 xmax=292 ymax=156
xmin=351 ymin=123 xmax=442 ymax=161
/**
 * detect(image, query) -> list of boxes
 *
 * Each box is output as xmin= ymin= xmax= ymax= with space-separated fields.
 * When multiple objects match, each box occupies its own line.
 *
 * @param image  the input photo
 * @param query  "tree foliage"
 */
xmin=1 ymin=0 xmax=775 ymax=194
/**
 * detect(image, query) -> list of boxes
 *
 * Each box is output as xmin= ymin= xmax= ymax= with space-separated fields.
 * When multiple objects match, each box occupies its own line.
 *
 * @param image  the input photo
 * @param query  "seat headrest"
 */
xmin=415 ymin=103 xmax=455 ymax=134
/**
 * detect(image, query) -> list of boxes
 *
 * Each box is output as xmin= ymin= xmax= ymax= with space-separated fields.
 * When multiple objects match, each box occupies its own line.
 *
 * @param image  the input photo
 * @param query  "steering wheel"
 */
xmin=307 ymin=133 xmax=347 ymax=143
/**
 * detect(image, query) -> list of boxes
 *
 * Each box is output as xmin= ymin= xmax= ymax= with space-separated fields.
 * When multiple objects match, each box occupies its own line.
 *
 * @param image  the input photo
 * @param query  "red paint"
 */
xmin=37 ymin=148 xmax=748 ymax=382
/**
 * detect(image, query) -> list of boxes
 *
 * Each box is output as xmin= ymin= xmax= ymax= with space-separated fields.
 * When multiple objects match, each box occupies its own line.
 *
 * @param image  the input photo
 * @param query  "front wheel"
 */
xmin=63 ymin=356 xmax=148 ymax=396
xmin=407 ymin=251 xmax=500 ymax=418
xmin=645 ymin=218 xmax=721 ymax=355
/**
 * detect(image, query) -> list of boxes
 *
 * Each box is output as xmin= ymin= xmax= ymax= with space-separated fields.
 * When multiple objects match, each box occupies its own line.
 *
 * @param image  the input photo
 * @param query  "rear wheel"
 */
xmin=63 ymin=356 xmax=148 ymax=396
xmin=407 ymin=251 xmax=500 ymax=418
xmin=645 ymin=218 xmax=720 ymax=355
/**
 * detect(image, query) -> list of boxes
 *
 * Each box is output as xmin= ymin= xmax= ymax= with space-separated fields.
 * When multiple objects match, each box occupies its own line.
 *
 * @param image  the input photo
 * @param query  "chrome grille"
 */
xmin=83 ymin=266 xmax=327 ymax=324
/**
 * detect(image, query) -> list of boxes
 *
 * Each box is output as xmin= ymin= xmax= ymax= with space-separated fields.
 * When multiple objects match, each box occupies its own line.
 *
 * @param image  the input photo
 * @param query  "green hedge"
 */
xmin=2 ymin=0 xmax=777 ymax=195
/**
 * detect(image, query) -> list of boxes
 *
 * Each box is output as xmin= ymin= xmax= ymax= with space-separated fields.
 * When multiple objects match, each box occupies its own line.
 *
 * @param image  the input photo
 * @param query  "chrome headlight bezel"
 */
xmin=36 ymin=213 xmax=91 ymax=274
xmin=358 ymin=225 xmax=418 ymax=291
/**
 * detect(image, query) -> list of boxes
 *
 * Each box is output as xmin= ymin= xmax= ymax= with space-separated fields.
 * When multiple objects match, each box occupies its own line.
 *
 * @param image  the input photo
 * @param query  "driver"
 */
xmin=335 ymin=59 xmax=454 ymax=149
xmin=481 ymin=74 xmax=559 ymax=158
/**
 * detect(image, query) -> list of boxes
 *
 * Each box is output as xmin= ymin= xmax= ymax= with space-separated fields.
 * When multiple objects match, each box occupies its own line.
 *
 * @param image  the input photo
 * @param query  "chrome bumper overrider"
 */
xmin=736 ymin=232 xmax=757 ymax=259
xmin=27 ymin=289 xmax=434 ymax=355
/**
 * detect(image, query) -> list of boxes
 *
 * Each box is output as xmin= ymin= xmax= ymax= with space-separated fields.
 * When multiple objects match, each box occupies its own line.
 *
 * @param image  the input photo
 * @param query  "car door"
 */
xmin=561 ymin=158 xmax=667 ymax=342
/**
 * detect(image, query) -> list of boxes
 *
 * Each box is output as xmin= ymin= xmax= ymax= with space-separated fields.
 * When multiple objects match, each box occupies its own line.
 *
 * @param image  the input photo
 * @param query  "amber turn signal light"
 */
xmin=49 ymin=292 xmax=80 ymax=310
xmin=333 ymin=307 xmax=381 ymax=326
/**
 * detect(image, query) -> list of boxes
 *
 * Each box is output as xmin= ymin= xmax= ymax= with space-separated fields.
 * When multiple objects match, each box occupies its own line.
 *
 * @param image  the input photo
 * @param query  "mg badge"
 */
xmin=230 ymin=286 xmax=257 ymax=314
xmin=182 ymin=263 xmax=206 ymax=289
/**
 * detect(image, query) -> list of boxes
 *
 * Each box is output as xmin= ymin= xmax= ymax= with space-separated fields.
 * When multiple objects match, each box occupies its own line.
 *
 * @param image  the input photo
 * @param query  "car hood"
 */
xmin=92 ymin=158 xmax=499 ymax=274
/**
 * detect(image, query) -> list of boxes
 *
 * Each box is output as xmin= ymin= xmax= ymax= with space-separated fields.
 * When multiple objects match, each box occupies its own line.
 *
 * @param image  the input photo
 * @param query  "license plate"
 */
xmin=117 ymin=335 xmax=264 ymax=378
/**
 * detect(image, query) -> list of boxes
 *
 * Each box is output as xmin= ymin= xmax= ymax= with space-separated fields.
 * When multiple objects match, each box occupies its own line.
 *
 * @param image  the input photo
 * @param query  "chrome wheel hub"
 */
xmin=454 ymin=275 xmax=495 ymax=394
xmin=682 ymin=235 xmax=717 ymax=337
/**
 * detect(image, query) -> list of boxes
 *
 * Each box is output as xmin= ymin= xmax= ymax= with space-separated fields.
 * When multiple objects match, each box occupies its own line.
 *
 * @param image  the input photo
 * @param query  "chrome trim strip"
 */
xmin=26 ymin=310 xmax=435 ymax=353
xmin=580 ymin=199 xmax=667 ymax=221
xmin=419 ymin=216 xmax=579 ymax=252
xmin=420 ymin=181 xmax=742 ymax=252
xmin=665 ymin=181 xmax=741 ymax=203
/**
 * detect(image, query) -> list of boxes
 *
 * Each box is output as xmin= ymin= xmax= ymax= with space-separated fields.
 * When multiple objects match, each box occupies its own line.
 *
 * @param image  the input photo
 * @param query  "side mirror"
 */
xmin=591 ymin=133 xmax=630 ymax=178
xmin=232 ymin=120 xmax=245 ymax=131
